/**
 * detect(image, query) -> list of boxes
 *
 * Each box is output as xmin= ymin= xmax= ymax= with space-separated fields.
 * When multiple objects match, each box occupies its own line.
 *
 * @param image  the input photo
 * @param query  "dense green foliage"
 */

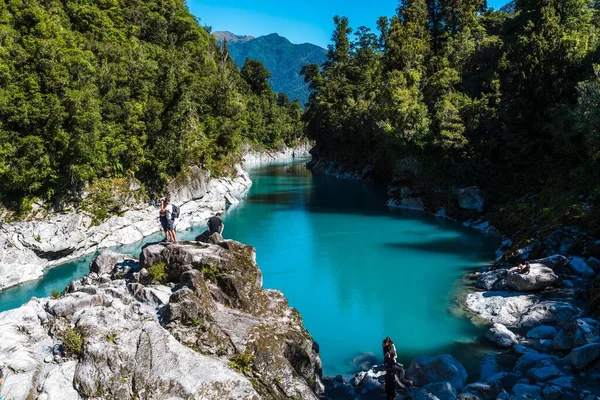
xmin=0 ymin=0 xmax=304 ymax=212
xmin=302 ymin=0 xmax=600 ymax=202
xmin=215 ymin=32 xmax=328 ymax=105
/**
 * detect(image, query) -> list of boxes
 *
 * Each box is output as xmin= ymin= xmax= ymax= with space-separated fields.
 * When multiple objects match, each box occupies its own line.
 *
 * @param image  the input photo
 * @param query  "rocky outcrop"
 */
xmin=0 ymin=239 xmax=322 ymax=400
xmin=0 ymin=165 xmax=252 ymax=291
xmin=506 ymin=264 xmax=560 ymax=291
xmin=242 ymin=143 xmax=311 ymax=166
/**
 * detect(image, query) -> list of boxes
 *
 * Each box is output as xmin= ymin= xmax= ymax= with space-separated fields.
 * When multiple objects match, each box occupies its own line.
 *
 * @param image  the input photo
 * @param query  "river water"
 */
xmin=0 ymin=159 xmax=500 ymax=378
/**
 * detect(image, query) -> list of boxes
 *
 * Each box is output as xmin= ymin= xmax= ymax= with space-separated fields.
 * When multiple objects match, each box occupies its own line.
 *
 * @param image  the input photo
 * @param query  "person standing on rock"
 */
xmin=160 ymin=198 xmax=169 ymax=241
xmin=164 ymin=198 xmax=178 ymax=243
xmin=208 ymin=213 xmax=224 ymax=236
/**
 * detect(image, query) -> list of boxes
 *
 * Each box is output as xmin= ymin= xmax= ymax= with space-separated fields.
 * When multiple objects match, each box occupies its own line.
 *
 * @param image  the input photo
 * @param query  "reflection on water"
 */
xmin=0 ymin=159 xmax=500 ymax=380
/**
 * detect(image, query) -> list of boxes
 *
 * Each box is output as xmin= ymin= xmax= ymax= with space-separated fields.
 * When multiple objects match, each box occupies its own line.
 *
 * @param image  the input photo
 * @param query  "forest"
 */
xmin=301 ymin=0 xmax=600 ymax=230
xmin=0 ymin=0 xmax=303 ymax=213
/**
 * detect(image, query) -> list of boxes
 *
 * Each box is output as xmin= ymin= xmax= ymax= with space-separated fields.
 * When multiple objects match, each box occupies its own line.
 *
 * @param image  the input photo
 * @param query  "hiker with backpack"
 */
xmin=163 ymin=197 xmax=179 ymax=243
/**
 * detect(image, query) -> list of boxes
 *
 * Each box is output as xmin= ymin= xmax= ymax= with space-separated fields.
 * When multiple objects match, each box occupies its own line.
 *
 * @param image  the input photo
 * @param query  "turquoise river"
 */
xmin=0 ymin=159 xmax=500 ymax=378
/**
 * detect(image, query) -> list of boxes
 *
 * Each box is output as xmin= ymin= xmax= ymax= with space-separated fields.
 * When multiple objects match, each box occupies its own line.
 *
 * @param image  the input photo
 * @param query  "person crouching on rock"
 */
xmin=160 ymin=198 xmax=169 ymax=241
xmin=208 ymin=213 xmax=224 ymax=236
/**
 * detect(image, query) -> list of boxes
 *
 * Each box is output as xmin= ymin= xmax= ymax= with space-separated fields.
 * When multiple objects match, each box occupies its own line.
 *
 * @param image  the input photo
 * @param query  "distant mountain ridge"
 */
xmin=213 ymin=31 xmax=254 ymax=43
xmin=214 ymin=31 xmax=328 ymax=104
xmin=500 ymin=1 xmax=516 ymax=13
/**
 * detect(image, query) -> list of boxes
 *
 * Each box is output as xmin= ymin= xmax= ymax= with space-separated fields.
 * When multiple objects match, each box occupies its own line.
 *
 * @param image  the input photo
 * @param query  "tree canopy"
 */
xmin=302 ymin=0 xmax=600 ymax=197
xmin=0 ymin=0 xmax=304 ymax=212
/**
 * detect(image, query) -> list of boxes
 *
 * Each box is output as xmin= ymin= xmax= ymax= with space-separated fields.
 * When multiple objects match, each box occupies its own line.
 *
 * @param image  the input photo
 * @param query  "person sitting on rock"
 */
xmin=509 ymin=261 xmax=530 ymax=275
xmin=208 ymin=213 xmax=224 ymax=235
xmin=384 ymin=351 xmax=413 ymax=390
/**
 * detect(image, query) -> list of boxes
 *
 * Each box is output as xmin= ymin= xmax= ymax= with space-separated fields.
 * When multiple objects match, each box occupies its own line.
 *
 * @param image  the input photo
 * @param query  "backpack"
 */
xmin=171 ymin=204 xmax=180 ymax=219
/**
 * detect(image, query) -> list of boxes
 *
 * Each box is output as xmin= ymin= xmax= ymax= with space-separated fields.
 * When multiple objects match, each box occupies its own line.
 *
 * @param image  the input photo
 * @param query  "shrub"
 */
xmin=228 ymin=351 xmax=254 ymax=375
xmin=51 ymin=290 xmax=60 ymax=299
xmin=201 ymin=264 xmax=220 ymax=281
xmin=63 ymin=327 xmax=84 ymax=356
xmin=147 ymin=262 xmax=167 ymax=283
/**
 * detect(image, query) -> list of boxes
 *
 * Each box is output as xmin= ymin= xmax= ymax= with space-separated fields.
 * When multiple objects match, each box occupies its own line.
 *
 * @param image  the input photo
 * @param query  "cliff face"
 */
xmin=0 ymin=237 xmax=322 ymax=399
xmin=0 ymin=165 xmax=252 ymax=292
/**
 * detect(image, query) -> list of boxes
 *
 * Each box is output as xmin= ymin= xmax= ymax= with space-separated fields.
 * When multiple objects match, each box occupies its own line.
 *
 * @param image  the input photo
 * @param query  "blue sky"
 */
xmin=188 ymin=0 xmax=512 ymax=47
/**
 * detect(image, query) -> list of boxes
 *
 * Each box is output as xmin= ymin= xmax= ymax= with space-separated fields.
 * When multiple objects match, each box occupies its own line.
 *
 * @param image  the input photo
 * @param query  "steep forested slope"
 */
xmin=0 ymin=0 xmax=303 ymax=212
xmin=302 ymin=0 xmax=600 ymax=235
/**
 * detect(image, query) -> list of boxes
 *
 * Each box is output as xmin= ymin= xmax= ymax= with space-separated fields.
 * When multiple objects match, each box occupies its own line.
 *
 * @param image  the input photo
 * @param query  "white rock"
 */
xmin=486 ymin=323 xmax=519 ymax=348
xmin=465 ymin=292 xmax=536 ymax=327
xmin=506 ymin=264 xmax=560 ymax=291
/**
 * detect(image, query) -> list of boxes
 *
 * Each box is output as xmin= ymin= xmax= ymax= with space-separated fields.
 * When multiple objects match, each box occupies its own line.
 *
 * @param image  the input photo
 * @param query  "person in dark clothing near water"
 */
xmin=159 ymin=198 xmax=169 ymax=240
xmin=383 ymin=350 xmax=414 ymax=399
xmin=207 ymin=213 xmax=224 ymax=235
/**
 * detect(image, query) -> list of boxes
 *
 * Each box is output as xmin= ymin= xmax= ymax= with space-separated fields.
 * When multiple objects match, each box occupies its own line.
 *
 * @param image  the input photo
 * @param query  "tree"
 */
xmin=240 ymin=58 xmax=272 ymax=95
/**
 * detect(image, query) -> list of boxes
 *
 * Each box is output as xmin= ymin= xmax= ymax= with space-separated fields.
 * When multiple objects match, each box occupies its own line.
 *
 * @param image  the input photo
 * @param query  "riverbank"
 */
xmin=309 ymin=156 xmax=600 ymax=399
xmin=0 ymin=146 xmax=309 ymax=292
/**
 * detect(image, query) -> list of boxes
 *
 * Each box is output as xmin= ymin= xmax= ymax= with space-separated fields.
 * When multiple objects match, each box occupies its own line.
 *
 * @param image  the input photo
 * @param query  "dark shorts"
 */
xmin=160 ymin=216 xmax=168 ymax=232
xmin=167 ymin=219 xmax=175 ymax=231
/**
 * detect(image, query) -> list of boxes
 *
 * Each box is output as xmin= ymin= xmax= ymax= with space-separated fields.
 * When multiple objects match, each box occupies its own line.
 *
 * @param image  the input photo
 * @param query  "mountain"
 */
xmin=500 ymin=1 xmax=516 ymax=13
xmin=213 ymin=30 xmax=254 ymax=43
xmin=214 ymin=32 xmax=328 ymax=105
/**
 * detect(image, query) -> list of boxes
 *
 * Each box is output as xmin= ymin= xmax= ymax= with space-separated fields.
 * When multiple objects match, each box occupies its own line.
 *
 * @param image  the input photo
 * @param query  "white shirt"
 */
xmin=165 ymin=204 xmax=173 ymax=220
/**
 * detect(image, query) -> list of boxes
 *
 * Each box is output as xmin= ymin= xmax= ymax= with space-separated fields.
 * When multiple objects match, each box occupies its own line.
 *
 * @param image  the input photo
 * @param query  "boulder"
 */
xmin=476 ymin=269 xmax=508 ymax=291
xmin=527 ymin=325 xmax=558 ymax=340
xmin=519 ymin=301 xmax=582 ymax=328
xmin=89 ymin=250 xmax=132 ymax=275
xmin=486 ymin=323 xmax=519 ymax=348
xmin=553 ymin=318 xmax=600 ymax=351
xmin=408 ymin=382 xmax=457 ymax=400
xmin=461 ymin=381 xmax=503 ymax=400
xmin=167 ymin=165 xmax=209 ymax=205
xmin=457 ymin=186 xmax=485 ymax=213
xmin=406 ymin=354 xmax=467 ymax=389
xmin=569 ymin=343 xmax=600 ymax=370
xmin=506 ymin=264 xmax=560 ymax=291
xmin=587 ymin=257 xmax=600 ymax=272
xmin=526 ymin=365 xmax=562 ymax=382
xmin=530 ymin=255 xmax=569 ymax=271
xmin=512 ymin=383 xmax=542 ymax=397
xmin=465 ymin=292 xmax=536 ymax=327
xmin=568 ymin=257 xmax=596 ymax=277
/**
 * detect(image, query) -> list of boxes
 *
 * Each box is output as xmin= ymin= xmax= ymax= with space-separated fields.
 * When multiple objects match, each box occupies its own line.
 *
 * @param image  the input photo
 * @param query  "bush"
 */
xmin=147 ymin=262 xmax=167 ymax=283
xmin=63 ymin=327 xmax=84 ymax=356
xmin=201 ymin=264 xmax=220 ymax=281
xmin=228 ymin=351 xmax=254 ymax=375
xmin=51 ymin=290 xmax=60 ymax=299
